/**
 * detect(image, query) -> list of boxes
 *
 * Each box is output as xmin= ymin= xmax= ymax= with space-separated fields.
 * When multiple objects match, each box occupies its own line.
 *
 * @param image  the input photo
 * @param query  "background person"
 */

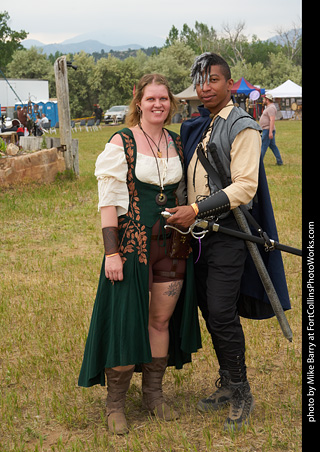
xmin=34 ymin=114 xmax=43 ymax=136
xmin=40 ymin=113 xmax=49 ymax=125
xmin=17 ymin=106 xmax=29 ymax=129
xmin=93 ymin=103 xmax=103 ymax=123
xmin=259 ymin=93 xmax=283 ymax=165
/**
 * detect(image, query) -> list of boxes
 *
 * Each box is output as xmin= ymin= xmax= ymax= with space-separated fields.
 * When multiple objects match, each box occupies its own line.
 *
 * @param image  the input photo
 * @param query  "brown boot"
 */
xmin=105 ymin=366 xmax=134 ymax=434
xmin=141 ymin=356 xmax=179 ymax=421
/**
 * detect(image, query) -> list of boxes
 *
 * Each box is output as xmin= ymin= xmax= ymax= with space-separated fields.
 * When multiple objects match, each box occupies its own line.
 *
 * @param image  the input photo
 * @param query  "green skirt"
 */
xmin=78 ymin=243 xmax=202 ymax=388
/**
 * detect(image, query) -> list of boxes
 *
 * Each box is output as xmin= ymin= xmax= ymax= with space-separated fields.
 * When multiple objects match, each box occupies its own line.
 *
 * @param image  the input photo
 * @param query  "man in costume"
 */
xmin=166 ymin=53 xmax=290 ymax=430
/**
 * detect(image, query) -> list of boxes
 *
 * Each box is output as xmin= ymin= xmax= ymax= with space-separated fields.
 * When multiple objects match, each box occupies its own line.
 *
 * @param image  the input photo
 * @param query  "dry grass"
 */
xmin=0 ymin=121 xmax=302 ymax=451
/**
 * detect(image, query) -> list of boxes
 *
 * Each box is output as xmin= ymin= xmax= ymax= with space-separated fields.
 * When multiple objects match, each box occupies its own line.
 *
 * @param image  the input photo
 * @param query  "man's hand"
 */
xmin=165 ymin=205 xmax=196 ymax=229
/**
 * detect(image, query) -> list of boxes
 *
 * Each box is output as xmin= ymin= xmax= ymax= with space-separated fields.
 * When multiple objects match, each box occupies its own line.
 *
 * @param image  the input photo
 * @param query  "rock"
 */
xmin=6 ymin=143 xmax=19 ymax=156
xmin=0 ymin=148 xmax=66 ymax=186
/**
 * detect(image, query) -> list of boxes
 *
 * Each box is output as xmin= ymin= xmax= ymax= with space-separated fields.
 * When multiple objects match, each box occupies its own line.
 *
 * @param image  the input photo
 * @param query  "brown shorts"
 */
xmin=148 ymin=221 xmax=186 ymax=290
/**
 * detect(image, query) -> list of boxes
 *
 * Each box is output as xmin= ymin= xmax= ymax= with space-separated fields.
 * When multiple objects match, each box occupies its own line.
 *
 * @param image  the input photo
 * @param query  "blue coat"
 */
xmin=181 ymin=106 xmax=291 ymax=320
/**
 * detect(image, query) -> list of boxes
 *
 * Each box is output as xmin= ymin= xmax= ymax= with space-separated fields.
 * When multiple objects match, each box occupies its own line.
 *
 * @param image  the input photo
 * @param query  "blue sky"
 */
xmin=6 ymin=0 xmax=302 ymax=47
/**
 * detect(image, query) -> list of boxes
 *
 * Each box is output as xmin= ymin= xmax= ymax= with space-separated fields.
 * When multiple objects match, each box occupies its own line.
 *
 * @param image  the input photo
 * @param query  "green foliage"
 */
xmin=263 ymin=52 xmax=302 ymax=88
xmin=0 ymin=11 xmax=27 ymax=69
xmin=66 ymin=51 xmax=96 ymax=117
xmin=144 ymin=42 xmax=196 ymax=94
xmin=96 ymin=55 xmax=142 ymax=108
xmin=6 ymin=46 xmax=56 ymax=96
xmin=0 ymin=137 xmax=6 ymax=152
xmin=6 ymin=46 xmax=53 ymax=79
xmin=245 ymin=35 xmax=283 ymax=65
xmin=3 ymin=19 xmax=302 ymax=119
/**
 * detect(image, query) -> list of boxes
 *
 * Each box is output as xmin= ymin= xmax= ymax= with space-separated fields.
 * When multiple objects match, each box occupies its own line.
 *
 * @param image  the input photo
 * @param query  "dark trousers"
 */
xmin=193 ymin=214 xmax=247 ymax=382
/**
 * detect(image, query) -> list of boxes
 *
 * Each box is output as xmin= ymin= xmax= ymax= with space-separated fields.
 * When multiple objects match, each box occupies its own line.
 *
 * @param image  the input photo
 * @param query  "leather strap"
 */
xmin=197 ymin=143 xmax=223 ymax=190
xmin=154 ymin=270 xmax=185 ymax=280
xmin=153 ymin=258 xmax=183 ymax=280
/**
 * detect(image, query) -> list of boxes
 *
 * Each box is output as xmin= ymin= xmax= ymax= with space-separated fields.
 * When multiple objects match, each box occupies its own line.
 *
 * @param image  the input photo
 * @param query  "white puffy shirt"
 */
xmin=95 ymin=142 xmax=182 ymax=216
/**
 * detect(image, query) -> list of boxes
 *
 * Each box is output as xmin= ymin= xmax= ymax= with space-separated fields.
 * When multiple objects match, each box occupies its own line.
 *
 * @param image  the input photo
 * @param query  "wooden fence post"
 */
xmin=54 ymin=56 xmax=79 ymax=175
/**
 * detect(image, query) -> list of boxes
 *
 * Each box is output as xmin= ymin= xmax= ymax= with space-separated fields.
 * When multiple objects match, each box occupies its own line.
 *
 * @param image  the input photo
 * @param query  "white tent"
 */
xmin=266 ymin=80 xmax=302 ymax=98
xmin=266 ymin=80 xmax=302 ymax=119
xmin=174 ymin=85 xmax=201 ymax=117
xmin=174 ymin=85 xmax=198 ymax=100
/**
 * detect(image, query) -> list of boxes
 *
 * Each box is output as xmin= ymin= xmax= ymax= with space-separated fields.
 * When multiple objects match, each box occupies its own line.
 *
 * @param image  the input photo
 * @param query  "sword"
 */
xmin=206 ymin=141 xmax=296 ymax=341
xmin=163 ymin=135 xmax=300 ymax=343
xmin=163 ymin=213 xmax=295 ymax=342
xmin=191 ymin=218 xmax=301 ymax=256
xmin=162 ymin=212 xmax=301 ymax=257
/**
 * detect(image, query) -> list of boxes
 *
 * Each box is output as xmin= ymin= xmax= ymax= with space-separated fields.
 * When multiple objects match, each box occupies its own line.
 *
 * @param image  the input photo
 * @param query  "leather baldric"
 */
xmin=187 ymin=119 xmax=214 ymax=204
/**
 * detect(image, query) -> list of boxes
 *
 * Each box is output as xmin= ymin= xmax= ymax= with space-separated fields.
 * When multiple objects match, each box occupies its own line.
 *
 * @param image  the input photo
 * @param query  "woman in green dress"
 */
xmin=78 ymin=74 xmax=201 ymax=434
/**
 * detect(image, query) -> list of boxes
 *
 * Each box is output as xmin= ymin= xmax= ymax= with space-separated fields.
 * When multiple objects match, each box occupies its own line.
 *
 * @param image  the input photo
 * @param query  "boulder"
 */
xmin=6 ymin=143 xmax=19 ymax=156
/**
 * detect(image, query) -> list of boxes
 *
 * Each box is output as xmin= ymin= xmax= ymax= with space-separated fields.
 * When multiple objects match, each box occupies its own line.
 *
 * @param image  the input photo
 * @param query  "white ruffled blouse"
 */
xmin=95 ymin=142 xmax=182 ymax=216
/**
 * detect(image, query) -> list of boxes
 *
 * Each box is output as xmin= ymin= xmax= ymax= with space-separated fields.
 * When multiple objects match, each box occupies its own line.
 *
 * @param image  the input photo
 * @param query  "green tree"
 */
xmin=6 ymin=47 xmax=52 ymax=79
xmin=66 ymin=51 xmax=96 ymax=117
xmin=263 ymin=52 xmax=302 ymax=87
xmin=243 ymin=35 xmax=282 ymax=66
xmin=182 ymin=22 xmax=217 ymax=54
xmin=4 ymin=20 xmax=302 ymax=118
xmin=47 ymin=50 xmax=64 ymax=65
xmin=219 ymin=22 xmax=248 ymax=65
xmin=230 ymin=60 xmax=268 ymax=87
xmin=164 ymin=25 xmax=179 ymax=47
xmin=91 ymin=54 xmax=143 ymax=110
xmin=274 ymin=24 xmax=302 ymax=62
xmin=6 ymin=47 xmax=55 ymax=96
xmin=0 ymin=11 xmax=27 ymax=70
xmin=165 ymin=22 xmax=217 ymax=55
xmin=144 ymin=42 xmax=195 ymax=94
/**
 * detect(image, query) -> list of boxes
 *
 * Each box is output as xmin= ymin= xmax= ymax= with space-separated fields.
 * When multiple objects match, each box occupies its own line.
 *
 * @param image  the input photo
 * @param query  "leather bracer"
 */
xmin=102 ymin=227 xmax=119 ymax=255
xmin=197 ymin=190 xmax=230 ymax=219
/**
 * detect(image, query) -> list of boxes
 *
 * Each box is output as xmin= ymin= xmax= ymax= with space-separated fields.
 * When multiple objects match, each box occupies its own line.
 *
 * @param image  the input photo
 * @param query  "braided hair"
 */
xmin=190 ymin=53 xmax=232 ymax=89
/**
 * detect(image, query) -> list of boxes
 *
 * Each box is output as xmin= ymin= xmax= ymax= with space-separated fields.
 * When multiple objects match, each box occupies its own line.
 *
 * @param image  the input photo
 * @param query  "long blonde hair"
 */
xmin=126 ymin=73 xmax=177 ymax=127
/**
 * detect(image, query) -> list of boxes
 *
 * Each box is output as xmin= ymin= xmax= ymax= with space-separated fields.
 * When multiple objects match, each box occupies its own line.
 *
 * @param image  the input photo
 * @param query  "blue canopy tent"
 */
xmin=231 ymin=78 xmax=265 ymax=118
xmin=231 ymin=77 xmax=265 ymax=95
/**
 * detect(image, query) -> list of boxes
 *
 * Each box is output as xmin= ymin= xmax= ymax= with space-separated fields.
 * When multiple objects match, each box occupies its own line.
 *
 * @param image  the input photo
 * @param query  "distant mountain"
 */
xmin=22 ymin=28 xmax=165 ymax=54
xmin=22 ymin=39 xmax=45 ymax=48
xmin=22 ymin=28 xmax=301 ymax=56
xmin=60 ymin=30 xmax=165 ymax=48
xmin=22 ymin=39 xmax=142 ymax=55
xmin=265 ymin=28 xmax=302 ymax=45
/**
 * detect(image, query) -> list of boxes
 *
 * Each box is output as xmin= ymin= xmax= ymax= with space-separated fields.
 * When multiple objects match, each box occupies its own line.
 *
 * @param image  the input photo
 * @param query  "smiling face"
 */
xmin=138 ymin=82 xmax=171 ymax=127
xmin=195 ymin=65 xmax=233 ymax=115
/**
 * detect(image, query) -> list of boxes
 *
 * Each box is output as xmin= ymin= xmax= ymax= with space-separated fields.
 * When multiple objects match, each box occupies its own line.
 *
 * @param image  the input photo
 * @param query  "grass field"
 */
xmin=0 ymin=120 xmax=302 ymax=452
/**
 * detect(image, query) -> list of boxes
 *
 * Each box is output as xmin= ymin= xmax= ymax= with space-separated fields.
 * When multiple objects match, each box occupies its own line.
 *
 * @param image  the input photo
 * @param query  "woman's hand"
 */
xmin=100 ymin=206 xmax=123 ymax=281
xmin=105 ymin=254 xmax=123 ymax=282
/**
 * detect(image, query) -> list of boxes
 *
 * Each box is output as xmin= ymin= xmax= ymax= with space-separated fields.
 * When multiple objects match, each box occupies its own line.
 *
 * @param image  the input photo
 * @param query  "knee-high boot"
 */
xmin=141 ymin=356 xmax=179 ymax=421
xmin=105 ymin=366 xmax=134 ymax=434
